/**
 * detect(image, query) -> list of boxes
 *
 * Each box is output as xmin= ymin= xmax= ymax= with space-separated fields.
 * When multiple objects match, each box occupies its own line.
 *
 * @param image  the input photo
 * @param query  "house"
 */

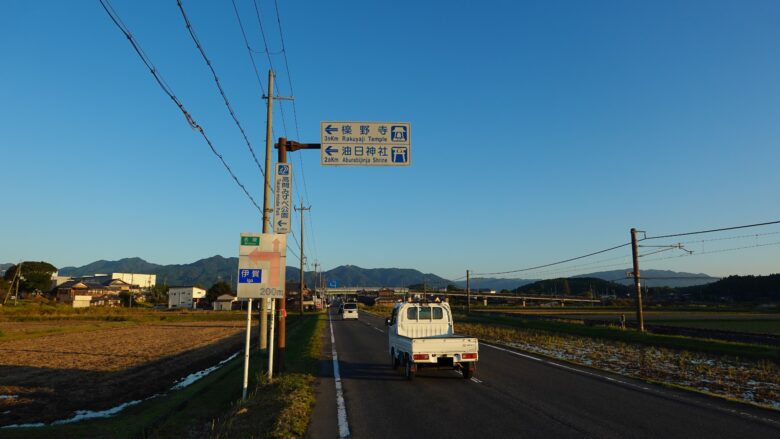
xmin=168 ymin=286 xmax=206 ymax=309
xmin=212 ymin=294 xmax=238 ymax=311
xmin=56 ymin=277 xmax=132 ymax=307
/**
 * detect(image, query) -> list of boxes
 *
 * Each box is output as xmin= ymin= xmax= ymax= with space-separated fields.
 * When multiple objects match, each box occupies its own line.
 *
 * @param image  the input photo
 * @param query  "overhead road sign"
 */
xmin=273 ymin=163 xmax=292 ymax=234
xmin=237 ymin=233 xmax=287 ymax=298
xmin=320 ymin=121 xmax=411 ymax=166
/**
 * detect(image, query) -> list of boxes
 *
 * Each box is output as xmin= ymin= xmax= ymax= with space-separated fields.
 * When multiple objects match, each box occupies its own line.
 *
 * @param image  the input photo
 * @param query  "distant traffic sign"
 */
xmin=273 ymin=163 xmax=292 ymax=234
xmin=237 ymin=233 xmax=287 ymax=299
xmin=320 ymin=121 xmax=411 ymax=166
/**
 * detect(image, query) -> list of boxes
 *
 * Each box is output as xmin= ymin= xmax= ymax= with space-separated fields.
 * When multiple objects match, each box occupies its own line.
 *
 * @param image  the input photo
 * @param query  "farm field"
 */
xmin=476 ymin=308 xmax=780 ymax=334
xmin=0 ymin=315 xmax=253 ymax=427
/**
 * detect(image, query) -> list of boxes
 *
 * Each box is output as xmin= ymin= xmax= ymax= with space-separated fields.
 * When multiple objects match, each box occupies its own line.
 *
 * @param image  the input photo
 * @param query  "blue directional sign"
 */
xmin=321 ymin=121 xmax=411 ymax=167
xmin=273 ymin=163 xmax=293 ymax=234
xmin=238 ymin=268 xmax=262 ymax=284
xmin=328 ymin=280 xmax=339 ymax=288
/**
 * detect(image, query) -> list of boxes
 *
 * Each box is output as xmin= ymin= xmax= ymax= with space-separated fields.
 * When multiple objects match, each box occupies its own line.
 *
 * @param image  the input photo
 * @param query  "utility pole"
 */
xmin=314 ymin=261 xmax=319 ymax=308
xmin=276 ymin=138 xmax=289 ymax=372
xmin=3 ymin=262 xmax=22 ymax=306
xmin=466 ymin=269 xmax=471 ymax=314
xmin=259 ymin=69 xmax=275 ymax=352
xmin=295 ymin=202 xmax=311 ymax=315
xmin=630 ymin=228 xmax=645 ymax=332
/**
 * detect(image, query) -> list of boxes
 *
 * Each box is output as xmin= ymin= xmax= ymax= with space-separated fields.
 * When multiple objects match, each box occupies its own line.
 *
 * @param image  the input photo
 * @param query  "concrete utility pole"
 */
xmin=259 ymin=69 xmax=275 ymax=352
xmin=466 ymin=269 xmax=471 ymax=314
xmin=295 ymin=202 xmax=311 ymax=315
xmin=630 ymin=228 xmax=645 ymax=332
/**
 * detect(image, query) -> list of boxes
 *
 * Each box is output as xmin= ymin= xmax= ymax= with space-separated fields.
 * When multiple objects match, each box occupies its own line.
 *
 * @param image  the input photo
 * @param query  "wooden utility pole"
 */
xmin=295 ymin=202 xmax=311 ymax=315
xmin=259 ymin=69 xmax=275 ymax=352
xmin=276 ymin=138 xmax=289 ymax=372
xmin=3 ymin=262 xmax=22 ymax=306
xmin=466 ymin=269 xmax=471 ymax=314
xmin=630 ymin=228 xmax=645 ymax=332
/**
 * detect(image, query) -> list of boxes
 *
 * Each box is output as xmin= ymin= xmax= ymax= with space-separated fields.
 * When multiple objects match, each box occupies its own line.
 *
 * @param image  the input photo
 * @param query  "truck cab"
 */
xmin=386 ymin=301 xmax=478 ymax=380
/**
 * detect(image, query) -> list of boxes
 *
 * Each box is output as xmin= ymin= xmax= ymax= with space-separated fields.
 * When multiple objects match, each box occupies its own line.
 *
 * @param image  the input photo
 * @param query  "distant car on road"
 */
xmin=341 ymin=302 xmax=359 ymax=320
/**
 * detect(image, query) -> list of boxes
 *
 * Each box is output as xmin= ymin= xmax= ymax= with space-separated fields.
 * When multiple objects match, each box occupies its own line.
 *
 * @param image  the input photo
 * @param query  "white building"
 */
xmin=168 ymin=286 xmax=206 ymax=309
xmin=212 ymin=294 xmax=238 ymax=311
xmin=109 ymin=273 xmax=156 ymax=289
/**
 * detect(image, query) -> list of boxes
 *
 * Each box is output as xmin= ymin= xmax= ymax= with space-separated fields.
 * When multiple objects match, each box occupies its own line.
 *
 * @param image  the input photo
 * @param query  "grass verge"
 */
xmin=210 ymin=312 xmax=325 ymax=438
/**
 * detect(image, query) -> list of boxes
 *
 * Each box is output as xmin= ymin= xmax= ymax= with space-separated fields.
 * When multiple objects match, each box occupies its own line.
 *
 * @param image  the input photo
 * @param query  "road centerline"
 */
xmin=329 ymin=311 xmax=350 ymax=438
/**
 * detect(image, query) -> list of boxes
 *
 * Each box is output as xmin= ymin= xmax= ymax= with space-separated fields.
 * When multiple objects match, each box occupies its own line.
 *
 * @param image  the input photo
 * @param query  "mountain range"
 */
xmin=51 ymin=257 xmax=716 ymax=290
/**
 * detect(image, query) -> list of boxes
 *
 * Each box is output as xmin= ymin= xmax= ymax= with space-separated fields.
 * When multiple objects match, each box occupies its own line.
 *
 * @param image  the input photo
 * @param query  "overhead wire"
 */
xmin=98 ymin=0 xmax=262 ymax=214
xmin=175 ymin=0 xmax=267 ymax=180
xmin=641 ymin=220 xmax=780 ymax=241
xmin=473 ymin=241 xmax=631 ymax=276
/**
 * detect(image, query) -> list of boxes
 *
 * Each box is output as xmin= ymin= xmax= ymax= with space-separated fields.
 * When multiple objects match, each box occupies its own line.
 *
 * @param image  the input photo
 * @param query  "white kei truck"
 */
xmin=385 ymin=301 xmax=478 ymax=380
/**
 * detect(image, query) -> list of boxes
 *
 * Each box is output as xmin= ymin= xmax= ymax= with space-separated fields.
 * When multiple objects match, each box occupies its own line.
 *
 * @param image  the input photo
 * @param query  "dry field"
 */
xmin=0 ymin=319 xmax=252 ymax=426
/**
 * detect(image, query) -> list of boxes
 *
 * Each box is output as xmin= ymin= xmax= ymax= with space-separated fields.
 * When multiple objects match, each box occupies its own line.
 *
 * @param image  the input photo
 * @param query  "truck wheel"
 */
xmin=390 ymin=349 xmax=399 ymax=370
xmin=462 ymin=363 xmax=473 ymax=379
xmin=404 ymin=355 xmax=416 ymax=380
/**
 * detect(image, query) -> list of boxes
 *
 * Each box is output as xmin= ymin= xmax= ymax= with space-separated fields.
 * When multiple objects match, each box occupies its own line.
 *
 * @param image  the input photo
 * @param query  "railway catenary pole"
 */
xmin=259 ymin=69 xmax=275 ymax=352
xmin=295 ymin=202 xmax=311 ymax=316
xmin=630 ymin=228 xmax=645 ymax=332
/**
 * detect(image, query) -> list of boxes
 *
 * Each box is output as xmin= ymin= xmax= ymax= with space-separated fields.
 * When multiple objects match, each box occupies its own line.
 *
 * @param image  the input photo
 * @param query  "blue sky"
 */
xmin=1 ymin=0 xmax=779 ymax=280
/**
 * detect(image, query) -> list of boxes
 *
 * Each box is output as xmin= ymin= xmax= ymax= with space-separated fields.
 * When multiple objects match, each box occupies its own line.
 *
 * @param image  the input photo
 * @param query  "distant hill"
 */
xmin=451 ymin=269 xmax=717 ymax=291
xmin=678 ymin=274 xmax=780 ymax=302
xmin=319 ymin=265 xmax=449 ymax=288
xmin=0 ymin=263 xmax=12 ymax=276
xmin=573 ymin=269 xmax=719 ymax=288
xmin=453 ymin=277 xmax=536 ymax=292
xmin=59 ymin=258 xmax=449 ymax=290
xmin=515 ymin=277 xmax=630 ymax=297
xmin=59 ymin=257 xmax=163 ymax=277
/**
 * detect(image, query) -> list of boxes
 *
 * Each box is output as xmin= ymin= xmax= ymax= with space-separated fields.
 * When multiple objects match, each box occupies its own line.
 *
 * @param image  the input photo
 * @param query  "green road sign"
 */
xmin=241 ymin=236 xmax=260 ymax=246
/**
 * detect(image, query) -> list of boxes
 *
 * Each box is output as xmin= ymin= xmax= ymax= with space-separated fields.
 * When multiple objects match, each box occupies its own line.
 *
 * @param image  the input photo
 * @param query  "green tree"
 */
xmin=207 ymin=281 xmax=233 ymax=302
xmin=3 ymin=261 xmax=57 ymax=293
xmin=150 ymin=284 xmax=170 ymax=304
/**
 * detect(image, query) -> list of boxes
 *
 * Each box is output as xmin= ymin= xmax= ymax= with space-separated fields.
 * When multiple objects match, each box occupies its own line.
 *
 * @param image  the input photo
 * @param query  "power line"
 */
xmin=176 ymin=0 xmax=266 ymax=179
xmin=642 ymin=220 xmax=780 ymax=241
xmin=99 ymin=0 xmax=262 ymax=214
xmin=641 ymin=240 xmax=780 ymax=263
xmin=473 ymin=242 xmax=631 ymax=276
xmin=679 ymin=230 xmax=780 ymax=245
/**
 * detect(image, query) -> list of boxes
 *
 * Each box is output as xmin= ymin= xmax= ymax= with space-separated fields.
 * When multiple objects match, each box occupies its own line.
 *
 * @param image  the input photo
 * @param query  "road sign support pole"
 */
xmin=267 ymin=296 xmax=276 ymax=382
xmin=276 ymin=138 xmax=288 ymax=372
xmin=631 ymin=228 xmax=645 ymax=332
xmin=242 ymin=298 xmax=253 ymax=400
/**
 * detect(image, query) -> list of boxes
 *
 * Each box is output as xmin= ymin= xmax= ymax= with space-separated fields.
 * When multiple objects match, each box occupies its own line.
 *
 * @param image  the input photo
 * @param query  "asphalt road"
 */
xmin=306 ymin=308 xmax=780 ymax=439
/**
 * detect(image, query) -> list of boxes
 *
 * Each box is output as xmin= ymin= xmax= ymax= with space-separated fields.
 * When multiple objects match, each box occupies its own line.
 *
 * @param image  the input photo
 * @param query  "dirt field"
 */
xmin=0 ymin=320 xmax=252 ymax=426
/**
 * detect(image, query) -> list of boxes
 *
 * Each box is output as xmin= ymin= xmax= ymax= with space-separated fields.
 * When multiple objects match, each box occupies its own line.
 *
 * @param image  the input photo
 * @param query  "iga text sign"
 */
xmin=236 ymin=233 xmax=287 ymax=298
xmin=321 ymin=121 xmax=411 ymax=166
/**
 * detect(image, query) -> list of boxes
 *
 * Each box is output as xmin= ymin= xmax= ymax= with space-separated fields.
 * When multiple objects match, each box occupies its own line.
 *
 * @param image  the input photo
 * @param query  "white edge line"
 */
xmin=329 ymin=311 xmax=351 ymax=438
xmin=481 ymin=342 xmax=780 ymax=428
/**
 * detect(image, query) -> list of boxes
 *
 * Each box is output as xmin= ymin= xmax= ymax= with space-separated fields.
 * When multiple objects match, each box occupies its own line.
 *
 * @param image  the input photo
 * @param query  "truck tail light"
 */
xmin=412 ymin=354 xmax=429 ymax=361
xmin=462 ymin=353 xmax=478 ymax=359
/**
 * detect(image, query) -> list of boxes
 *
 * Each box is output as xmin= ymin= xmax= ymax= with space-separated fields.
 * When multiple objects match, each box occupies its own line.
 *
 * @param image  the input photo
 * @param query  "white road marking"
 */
xmin=481 ymin=342 xmax=780 ymax=428
xmin=470 ymin=377 xmax=483 ymax=384
xmin=329 ymin=312 xmax=350 ymax=438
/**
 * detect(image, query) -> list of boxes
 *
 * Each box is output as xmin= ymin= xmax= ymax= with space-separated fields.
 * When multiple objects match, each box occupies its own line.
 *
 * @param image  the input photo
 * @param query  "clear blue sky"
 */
xmin=2 ymin=0 xmax=779 ymax=280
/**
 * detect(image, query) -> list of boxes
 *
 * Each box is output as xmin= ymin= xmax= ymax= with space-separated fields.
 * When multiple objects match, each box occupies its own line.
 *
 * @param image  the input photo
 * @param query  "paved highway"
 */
xmin=306 ymin=308 xmax=780 ymax=438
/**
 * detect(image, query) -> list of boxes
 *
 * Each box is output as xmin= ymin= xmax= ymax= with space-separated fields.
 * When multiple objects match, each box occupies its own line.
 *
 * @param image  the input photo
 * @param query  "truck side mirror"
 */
xmin=384 ymin=317 xmax=391 ymax=326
